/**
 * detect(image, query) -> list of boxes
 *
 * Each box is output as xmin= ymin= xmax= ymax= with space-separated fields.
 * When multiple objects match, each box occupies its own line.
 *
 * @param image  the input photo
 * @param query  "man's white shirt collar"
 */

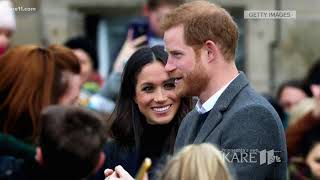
xmin=196 ymin=74 xmax=239 ymax=114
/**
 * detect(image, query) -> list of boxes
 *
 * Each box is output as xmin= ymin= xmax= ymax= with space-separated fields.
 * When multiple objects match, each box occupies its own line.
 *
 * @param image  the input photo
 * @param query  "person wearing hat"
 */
xmin=0 ymin=0 xmax=16 ymax=56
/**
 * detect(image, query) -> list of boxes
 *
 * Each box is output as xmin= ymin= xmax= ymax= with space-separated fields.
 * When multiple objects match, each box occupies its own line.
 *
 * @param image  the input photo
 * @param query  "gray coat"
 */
xmin=175 ymin=72 xmax=287 ymax=180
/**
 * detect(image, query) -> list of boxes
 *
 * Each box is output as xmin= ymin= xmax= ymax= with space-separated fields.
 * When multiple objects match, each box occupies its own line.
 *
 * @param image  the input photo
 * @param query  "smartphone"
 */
xmin=129 ymin=19 xmax=149 ymax=39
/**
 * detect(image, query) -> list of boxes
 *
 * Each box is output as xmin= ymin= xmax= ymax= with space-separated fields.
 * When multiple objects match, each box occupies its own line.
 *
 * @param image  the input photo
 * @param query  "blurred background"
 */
xmin=11 ymin=0 xmax=320 ymax=95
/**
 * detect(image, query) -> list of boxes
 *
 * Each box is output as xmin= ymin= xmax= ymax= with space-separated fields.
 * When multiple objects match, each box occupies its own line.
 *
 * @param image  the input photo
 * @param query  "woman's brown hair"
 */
xmin=0 ymin=45 xmax=80 ymax=142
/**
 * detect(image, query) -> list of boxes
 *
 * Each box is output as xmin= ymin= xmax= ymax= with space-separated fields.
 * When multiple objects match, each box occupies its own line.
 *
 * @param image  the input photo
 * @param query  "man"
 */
xmin=9 ymin=106 xmax=107 ymax=180
xmin=0 ymin=0 xmax=15 ymax=56
xmin=161 ymin=1 xmax=287 ymax=179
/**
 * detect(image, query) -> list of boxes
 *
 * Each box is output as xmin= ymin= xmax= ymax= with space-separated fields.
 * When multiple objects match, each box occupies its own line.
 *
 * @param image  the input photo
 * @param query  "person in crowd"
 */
xmin=91 ymin=0 xmax=185 ymax=113
xmin=288 ymin=120 xmax=320 ymax=179
xmin=159 ymin=143 xmax=232 ymax=180
xmin=160 ymin=1 xmax=287 ymax=179
xmin=64 ymin=36 xmax=104 ymax=107
xmin=0 ymin=45 xmax=81 ymax=174
xmin=263 ymin=79 xmax=307 ymax=129
xmin=286 ymin=58 xmax=320 ymax=179
xmin=302 ymin=58 xmax=320 ymax=98
xmin=112 ymin=0 xmax=185 ymax=74
xmin=65 ymin=36 xmax=103 ymax=87
xmin=277 ymin=79 xmax=307 ymax=113
xmin=0 ymin=0 xmax=15 ymax=57
xmin=284 ymin=59 xmax=320 ymax=130
xmin=105 ymin=143 xmax=232 ymax=180
xmin=9 ymin=105 xmax=107 ymax=180
xmin=286 ymin=57 xmax=320 ymax=157
xmin=96 ymin=45 xmax=193 ymax=180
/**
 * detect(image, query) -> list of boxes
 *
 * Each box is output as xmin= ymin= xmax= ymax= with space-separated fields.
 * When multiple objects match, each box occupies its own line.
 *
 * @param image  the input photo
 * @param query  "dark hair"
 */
xmin=39 ymin=105 xmax=107 ymax=179
xmin=298 ymin=123 xmax=320 ymax=158
xmin=110 ymin=45 xmax=192 ymax=153
xmin=147 ymin=0 xmax=185 ymax=11
xmin=276 ymin=79 xmax=305 ymax=100
xmin=303 ymin=58 xmax=320 ymax=97
xmin=64 ymin=36 xmax=98 ymax=70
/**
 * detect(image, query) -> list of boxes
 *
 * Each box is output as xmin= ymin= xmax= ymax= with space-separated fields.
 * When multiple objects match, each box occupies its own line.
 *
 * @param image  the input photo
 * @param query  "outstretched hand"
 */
xmin=113 ymin=29 xmax=147 ymax=73
xmin=104 ymin=165 xmax=134 ymax=180
xmin=104 ymin=165 xmax=148 ymax=180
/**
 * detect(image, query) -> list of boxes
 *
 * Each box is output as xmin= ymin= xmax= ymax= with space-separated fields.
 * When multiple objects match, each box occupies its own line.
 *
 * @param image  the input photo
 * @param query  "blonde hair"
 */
xmin=159 ymin=143 xmax=232 ymax=180
xmin=288 ymin=98 xmax=316 ymax=126
xmin=161 ymin=1 xmax=238 ymax=61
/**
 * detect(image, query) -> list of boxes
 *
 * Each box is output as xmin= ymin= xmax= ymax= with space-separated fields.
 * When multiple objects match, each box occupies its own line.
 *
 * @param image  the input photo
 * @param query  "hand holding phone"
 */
xmin=112 ymin=28 xmax=147 ymax=73
xmin=130 ymin=20 xmax=149 ymax=39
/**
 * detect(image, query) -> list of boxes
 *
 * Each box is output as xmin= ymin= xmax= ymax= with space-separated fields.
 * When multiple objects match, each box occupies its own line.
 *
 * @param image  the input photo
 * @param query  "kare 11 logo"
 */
xmin=259 ymin=149 xmax=281 ymax=165
xmin=221 ymin=149 xmax=282 ymax=165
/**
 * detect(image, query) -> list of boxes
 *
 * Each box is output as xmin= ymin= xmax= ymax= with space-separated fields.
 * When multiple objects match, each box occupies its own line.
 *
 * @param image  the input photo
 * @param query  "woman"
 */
xmin=288 ymin=122 xmax=320 ymax=179
xmin=0 ymin=45 xmax=81 ymax=159
xmin=97 ymin=46 xmax=193 ymax=179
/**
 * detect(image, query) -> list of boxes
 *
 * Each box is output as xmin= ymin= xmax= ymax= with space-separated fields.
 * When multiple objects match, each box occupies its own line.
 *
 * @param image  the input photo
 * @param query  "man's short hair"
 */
xmin=39 ymin=106 xmax=107 ymax=179
xmin=161 ymin=1 xmax=238 ymax=61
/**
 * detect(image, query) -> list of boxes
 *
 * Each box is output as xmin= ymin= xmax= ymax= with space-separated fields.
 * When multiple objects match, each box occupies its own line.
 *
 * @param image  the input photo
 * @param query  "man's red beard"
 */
xmin=176 ymin=61 xmax=209 ymax=97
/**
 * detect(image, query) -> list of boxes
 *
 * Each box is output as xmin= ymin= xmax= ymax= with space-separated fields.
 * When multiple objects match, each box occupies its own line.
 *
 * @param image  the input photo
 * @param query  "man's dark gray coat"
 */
xmin=175 ymin=72 xmax=287 ymax=180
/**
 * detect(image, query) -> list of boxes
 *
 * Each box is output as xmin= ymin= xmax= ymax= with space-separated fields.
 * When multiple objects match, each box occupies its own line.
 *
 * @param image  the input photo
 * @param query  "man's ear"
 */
xmin=35 ymin=147 xmax=43 ymax=165
xmin=204 ymin=40 xmax=218 ymax=63
xmin=94 ymin=152 xmax=106 ymax=173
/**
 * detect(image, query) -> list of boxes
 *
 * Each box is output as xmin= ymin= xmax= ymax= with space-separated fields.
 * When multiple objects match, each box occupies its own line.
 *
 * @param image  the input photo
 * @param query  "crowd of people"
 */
xmin=1 ymin=0 xmax=320 ymax=180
